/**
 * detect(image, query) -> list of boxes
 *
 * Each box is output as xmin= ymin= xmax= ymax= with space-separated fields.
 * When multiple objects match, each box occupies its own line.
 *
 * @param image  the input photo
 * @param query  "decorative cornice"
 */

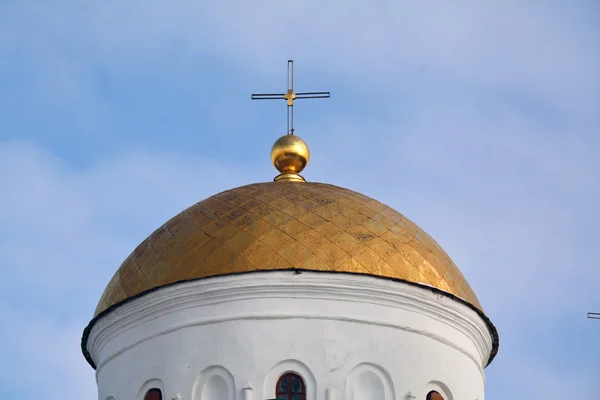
xmin=84 ymin=271 xmax=496 ymax=376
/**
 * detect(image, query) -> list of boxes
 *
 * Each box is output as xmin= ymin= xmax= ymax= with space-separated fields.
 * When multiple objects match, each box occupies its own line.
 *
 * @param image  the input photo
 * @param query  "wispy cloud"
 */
xmin=0 ymin=0 xmax=598 ymax=398
xmin=0 ymin=305 xmax=97 ymax=399
xmin=0 ymin=141 xmax=257 ymax=398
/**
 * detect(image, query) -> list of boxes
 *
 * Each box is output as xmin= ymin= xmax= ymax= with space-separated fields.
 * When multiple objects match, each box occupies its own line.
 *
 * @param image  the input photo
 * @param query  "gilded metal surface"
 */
xmin=95 ymin=182 xmax=483 ymax=316
xmin=283 ymin=89 xmax=297 ymax=106
xmin=274 ymin=172 xmax=305 ymax=182
xmin=271 ymin=135 xmax=310 ymax=181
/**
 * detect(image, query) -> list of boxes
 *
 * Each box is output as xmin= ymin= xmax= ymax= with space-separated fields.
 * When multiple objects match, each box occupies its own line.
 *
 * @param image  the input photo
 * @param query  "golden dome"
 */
xmin=271 ymin=134 xmax=310 ymax=182
xmin=95 ymin=181 xmax=483 ymax=317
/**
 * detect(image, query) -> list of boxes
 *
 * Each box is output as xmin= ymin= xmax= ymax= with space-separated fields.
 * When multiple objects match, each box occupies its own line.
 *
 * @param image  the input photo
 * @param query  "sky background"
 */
xmin=0 ymin=1 xmax=598 ymax=398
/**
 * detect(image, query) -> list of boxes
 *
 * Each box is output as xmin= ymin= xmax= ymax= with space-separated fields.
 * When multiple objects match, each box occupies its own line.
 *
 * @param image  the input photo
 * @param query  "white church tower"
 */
xmin=82 ymin=63 xmax=498 ymax=400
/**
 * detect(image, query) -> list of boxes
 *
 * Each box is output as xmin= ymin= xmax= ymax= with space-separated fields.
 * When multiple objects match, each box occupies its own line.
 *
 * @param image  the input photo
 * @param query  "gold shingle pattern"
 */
xmin=95 ymin=182 xmax=482 ymax=316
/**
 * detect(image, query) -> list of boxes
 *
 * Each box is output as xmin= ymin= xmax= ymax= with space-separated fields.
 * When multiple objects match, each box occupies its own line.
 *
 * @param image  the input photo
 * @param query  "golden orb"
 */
xmin=271 ymin=134 xmax=310 ymax=181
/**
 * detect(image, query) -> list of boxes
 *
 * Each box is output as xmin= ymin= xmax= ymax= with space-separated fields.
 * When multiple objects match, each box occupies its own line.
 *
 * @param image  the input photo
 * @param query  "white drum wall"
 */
xmin=86 ymin=272 xmax=493 ymax=400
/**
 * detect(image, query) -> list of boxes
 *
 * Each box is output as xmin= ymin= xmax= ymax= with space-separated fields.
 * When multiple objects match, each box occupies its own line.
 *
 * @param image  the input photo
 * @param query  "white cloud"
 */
xmin=0 ymin=141 xmax=260 ymax=303
xmin=2 ymin=105 xmax=597 ymax=396
xmin=488 ymin=353 xmax=595 ymax=398
xmin=0 ymin=305 xmax=96 ymax=399
xmin=306 ymin=95 xmax=599 ymax=315
xmin=0 ymin=1 xmax=598 ymax=398
xmin=2 ymin=1 xmax=597 ymax=117
xmin=0 ymin=141 xmax=260 ymax=396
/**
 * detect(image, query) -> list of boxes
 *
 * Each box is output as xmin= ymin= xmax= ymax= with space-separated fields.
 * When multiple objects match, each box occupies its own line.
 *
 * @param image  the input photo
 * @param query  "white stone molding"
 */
xmin=87 ymin=271 xmax=492 ymax=376
xmin=346 ymin=362 xmax=395 ymax=400
xmin=242 ymin=387 xmax=253 ymax=400
xmin=88 ymin=272 xmax=493 ymax=400
xmin=87 ymin=272 xmax=494 ymax=380
xmin=424 ymin=381 xmax=453 ymax=400
xmin=263 ymin=359 xmax=317 ymax=400
xmin=191 ymin=365 xmax=235 ymax=400
xmin=325 ymin=388 xmax=337 ymax=400
xmin=136 ymin=379 xmax=164 ymax=400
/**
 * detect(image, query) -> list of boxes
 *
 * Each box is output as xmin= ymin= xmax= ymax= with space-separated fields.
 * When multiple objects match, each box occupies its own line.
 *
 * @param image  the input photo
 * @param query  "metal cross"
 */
xmin=588 ymin=312 xmax=600 ymax=320
xmin=251 ymin=60 xmax=330 ymax=135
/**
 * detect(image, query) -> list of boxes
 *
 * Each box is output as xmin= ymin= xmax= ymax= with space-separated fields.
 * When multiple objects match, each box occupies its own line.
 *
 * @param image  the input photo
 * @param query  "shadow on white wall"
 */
xmin=192 ymin=365 xmax=236 ymax=400
xmin=346 ymin=363 xmax=395 ymax=400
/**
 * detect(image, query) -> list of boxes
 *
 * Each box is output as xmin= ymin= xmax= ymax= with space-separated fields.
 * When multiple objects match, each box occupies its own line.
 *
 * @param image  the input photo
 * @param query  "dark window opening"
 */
xmin=144 ymin=388 xmax=162 ymax=400
xmin=276 ymin=372 xmax=306 ymax=400
xmin=426 ymin=391 xmax=444 ymax=400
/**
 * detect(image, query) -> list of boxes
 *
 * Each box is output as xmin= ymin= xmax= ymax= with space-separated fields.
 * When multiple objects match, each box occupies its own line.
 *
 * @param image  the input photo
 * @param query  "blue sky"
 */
xmin=0 ymin=1 xmax=598 ymax=398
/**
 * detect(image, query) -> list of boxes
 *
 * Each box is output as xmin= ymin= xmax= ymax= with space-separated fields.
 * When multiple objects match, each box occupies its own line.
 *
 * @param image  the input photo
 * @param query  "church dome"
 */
xmin=95 ymin=181 xmax=483 ymax=317
xmin=84 ymin=63 xmax=499 ymax=396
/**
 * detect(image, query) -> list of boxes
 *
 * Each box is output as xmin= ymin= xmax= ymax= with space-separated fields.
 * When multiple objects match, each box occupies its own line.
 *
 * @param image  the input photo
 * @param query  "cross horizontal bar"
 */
xmin=251 ymin=93 xmax=286 ymax=99
xmin=296 ymin=92 xmax=331 ymax=96
xmin=295 ymin=95 xmax=330 ymax=99
xmin=588 ymin=312 xmax=600 ymax=319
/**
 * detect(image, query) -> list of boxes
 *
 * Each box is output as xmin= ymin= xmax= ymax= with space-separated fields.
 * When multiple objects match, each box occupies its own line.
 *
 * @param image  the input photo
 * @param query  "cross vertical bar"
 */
xmin=288 ymin=98 xmax=294 ymax=135
xmin=286 ymin=106 xmax=293 ymax=135
xmin=288 ymin=60 xmax=294 ymax=134
xmin=288 ymin=60 xmax=294 ymax=92
xmin=251 ymin=60 xmax=329 ymax=136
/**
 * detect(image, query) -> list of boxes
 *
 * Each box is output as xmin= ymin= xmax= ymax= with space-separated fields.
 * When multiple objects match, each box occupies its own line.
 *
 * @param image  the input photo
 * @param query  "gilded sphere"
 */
xmin=271 ymin=134 xmax=310 ymax=174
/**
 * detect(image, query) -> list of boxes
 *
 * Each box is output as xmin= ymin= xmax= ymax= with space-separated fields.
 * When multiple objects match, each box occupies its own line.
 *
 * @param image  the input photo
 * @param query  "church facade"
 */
xmin=81 ymin=68 xmax=498 ymax=400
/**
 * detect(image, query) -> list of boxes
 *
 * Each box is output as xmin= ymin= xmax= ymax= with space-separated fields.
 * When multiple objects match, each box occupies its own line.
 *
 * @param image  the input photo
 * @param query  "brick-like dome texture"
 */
xmin=95 ymin=182 xmax=482 ymax=316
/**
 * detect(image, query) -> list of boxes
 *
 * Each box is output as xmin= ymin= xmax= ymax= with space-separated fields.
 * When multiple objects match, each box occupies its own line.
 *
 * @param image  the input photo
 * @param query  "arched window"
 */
xmin=426 ymin=391 xmax=444 ymax=400
xmin=144 ymin=388 xmax=162 ymax=400
xmin=276 ymin=372 xmax=306 ymax=400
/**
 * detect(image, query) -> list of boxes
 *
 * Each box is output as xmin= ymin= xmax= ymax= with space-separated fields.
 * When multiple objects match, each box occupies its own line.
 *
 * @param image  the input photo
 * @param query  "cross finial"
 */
xmin=251 ymin=60 xmax=330 ymax=135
